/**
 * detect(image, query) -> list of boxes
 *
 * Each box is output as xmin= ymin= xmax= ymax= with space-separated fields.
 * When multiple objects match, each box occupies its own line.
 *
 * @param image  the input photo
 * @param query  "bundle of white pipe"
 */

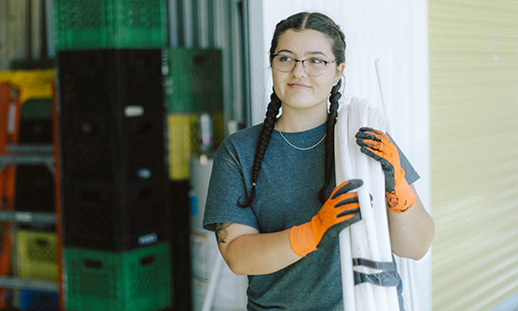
xmin=335 ymin=98 xmax=399 ymax=311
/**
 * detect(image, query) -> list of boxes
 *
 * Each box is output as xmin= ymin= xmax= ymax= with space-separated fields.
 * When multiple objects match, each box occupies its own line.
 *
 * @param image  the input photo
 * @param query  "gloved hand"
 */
xmin=355 ymin=127 xmax=415 ymax=214
xmin=289 ymin=179 xmax=363 ymax=257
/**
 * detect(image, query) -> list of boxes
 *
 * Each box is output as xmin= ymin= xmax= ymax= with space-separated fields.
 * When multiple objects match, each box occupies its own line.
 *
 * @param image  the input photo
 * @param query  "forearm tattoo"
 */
xmin=215 ymin=223 xmax=232 ymax=244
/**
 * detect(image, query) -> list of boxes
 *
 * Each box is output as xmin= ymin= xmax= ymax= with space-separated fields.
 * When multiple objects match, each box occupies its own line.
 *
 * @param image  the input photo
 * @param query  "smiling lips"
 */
xmin=288 ymin=82 xmax=311 ymax=89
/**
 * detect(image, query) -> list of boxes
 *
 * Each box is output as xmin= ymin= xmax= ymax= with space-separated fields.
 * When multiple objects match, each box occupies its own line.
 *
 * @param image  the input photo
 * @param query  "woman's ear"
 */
xmin=335 ymin=63 xmax=345 ymax=81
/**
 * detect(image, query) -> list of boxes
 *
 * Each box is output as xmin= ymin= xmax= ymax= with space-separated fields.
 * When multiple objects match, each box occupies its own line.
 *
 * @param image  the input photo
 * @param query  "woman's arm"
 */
xmin=213 ymin=179 xmax=363 ymax=275
xmin=355 ymin=128 xmax=435 ymax=260
xmin=388 ymin=184 xmax=435 ymax=260
xmin=214 ymin=223 xmax=301 ymax=275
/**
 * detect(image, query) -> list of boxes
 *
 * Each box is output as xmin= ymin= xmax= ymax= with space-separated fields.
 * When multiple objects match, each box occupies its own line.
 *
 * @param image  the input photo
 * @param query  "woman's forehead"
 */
xmin=276 ymin=29 xmax=334 ymax=57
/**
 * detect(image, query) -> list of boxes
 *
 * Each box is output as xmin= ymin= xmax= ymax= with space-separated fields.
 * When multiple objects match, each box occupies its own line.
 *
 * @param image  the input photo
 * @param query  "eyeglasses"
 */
xmin=272 ymin=54 xmax=337 ymax=76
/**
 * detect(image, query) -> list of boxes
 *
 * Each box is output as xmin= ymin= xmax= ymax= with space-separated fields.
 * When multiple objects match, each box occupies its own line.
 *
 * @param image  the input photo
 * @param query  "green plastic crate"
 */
xmin=64 ymin=242 xmax=172 ymax=311
xmin=53 ymin=0 xmax=167 ymax=51
xmin=166 ymin=48 xmax=223 ymax=113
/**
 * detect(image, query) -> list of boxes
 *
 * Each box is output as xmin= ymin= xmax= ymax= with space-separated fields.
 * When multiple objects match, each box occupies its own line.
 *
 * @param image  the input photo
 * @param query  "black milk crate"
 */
xmin=19 ymin=98 xmax=53 ymax=144
xmin=19 ymin=116 xmax=53 ymax=144
xmin=15 ymin=99 xmax=55 ymax=214
xmin=57 ymin=48 xmax=169 ymax=251
xmin=57 ymin=49 xmax=165 ymax=115
xmin=60 ymin=111 xmax=166 ymax=182
xmin=15 ymin=165 xmax=55 ymax=213
xmin=62 ymin=178 xmax=170 ymax=251
xmin=18 ymin=118 xmax=53 ymax=144
xmin=57 ymin=49 xmax=167 ymax=182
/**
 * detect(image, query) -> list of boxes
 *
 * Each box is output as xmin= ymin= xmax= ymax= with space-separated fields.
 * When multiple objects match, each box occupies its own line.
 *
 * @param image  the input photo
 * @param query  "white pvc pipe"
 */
xmin=336 ymin=125 xmax=356 ymax=310
xmin=336 ymin=98 xmax=399 ymax=311
xmin=349 ymin=101 xmax=376 ymax=311
xmin=201 ymin=254 xmax=224 ymax=311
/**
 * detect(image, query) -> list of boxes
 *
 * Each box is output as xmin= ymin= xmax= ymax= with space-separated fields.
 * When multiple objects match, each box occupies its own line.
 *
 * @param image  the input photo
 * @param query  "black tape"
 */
xmin=353 ymin=258 xmax=398 ymax=287
xmin=353 ymin=258 xmax=394 ymax=271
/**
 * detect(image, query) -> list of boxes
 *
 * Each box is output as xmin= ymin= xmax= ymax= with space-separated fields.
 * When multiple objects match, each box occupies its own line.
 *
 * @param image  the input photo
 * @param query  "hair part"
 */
xmin=269 ymin=12 xmax=346 ymax=65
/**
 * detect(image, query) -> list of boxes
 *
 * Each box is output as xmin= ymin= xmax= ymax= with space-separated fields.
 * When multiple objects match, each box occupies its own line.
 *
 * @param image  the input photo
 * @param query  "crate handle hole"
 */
xmin=35 ymin=238 xmax=49 ymax=247
xmin=140 ymin=255 xmax=155 ymax=266
xmin=194 ymin=55 xmax=207 ymax=66
xmin=36 ymin=294 xmax=53 ymax=303
xmin=84 ymin=259 xmax=103 ymax=269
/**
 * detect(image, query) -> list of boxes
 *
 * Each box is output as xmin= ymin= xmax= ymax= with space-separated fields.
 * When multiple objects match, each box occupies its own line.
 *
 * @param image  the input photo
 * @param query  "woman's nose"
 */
xmin=292 ymin=60 xmax=308 ymax=77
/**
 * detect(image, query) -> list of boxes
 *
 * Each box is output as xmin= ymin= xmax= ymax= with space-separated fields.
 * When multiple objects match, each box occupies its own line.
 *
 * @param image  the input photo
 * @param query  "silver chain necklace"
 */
xmin=278 ymin=131 xmax=327 ymax=151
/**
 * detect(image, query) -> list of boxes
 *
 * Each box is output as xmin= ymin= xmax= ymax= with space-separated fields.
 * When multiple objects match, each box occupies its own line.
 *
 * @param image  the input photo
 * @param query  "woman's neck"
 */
xmin=275 ymin=107 xmax=328 ymax=133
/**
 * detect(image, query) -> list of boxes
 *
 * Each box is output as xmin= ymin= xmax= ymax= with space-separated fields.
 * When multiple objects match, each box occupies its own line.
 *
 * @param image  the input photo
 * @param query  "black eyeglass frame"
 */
xmin=271 ymin=53 xmax=337 ymax=76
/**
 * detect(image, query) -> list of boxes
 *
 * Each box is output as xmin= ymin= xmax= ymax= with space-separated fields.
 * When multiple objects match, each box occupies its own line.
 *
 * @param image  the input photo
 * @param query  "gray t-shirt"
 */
xmin=203 ymin=122 xmax=419 ymax=311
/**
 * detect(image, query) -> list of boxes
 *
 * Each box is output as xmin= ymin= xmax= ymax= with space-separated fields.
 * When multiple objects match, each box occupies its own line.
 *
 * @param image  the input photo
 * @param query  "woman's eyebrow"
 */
xmin=276 ymin=49 xmax=328 ymax=58
xmin=305 ymin=51 xmax=327 ymax=57
xmin=276 ymin=49 xmax=294 ymax=54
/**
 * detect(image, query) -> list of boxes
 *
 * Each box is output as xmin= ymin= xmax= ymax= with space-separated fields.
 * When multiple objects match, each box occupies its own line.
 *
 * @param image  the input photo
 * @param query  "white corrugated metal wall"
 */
xmin=248 ymin=1 xmax=430 ymax=310
xmin=429 ymin=1 xmax=518 ymax=310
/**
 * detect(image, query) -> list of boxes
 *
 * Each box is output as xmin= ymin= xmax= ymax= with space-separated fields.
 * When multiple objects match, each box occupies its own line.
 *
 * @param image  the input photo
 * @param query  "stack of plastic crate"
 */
xmin=16 ymin=97 xmax=55 ymax=218
xmin=53 ymin=1 xmax=172 ymax=310
xmin=0 ymin=69 xmax=58 ymax=311
xmin=165 ymin=48 xmax=225 ymax=181
xmin=16 ymin=96 xmax=58 ymax=311
xmin=164 ymin=47 xmax=225 ymax=310
xmin=15 ymin=229 xmax=58 ymax=311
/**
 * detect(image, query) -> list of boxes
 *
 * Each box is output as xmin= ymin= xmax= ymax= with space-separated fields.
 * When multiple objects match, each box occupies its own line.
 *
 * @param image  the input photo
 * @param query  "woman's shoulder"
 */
xmin=215 ymin=123 xmax=262 ymax=161
xmin=229 ymin=123 xmax=262 ymax=140
xmin=221 ymin=123 xmax=262 ymax=148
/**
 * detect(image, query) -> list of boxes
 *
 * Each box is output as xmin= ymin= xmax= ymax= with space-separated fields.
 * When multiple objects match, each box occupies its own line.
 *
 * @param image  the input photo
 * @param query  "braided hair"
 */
xmin=238 ymin=91 xmax=282 ymax=207
xmin=239 ymin=12 xmax=346 ymax=207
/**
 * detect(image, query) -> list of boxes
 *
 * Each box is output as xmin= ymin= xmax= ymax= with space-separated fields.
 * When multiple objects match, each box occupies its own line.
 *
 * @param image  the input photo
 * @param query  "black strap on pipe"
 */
xmin=353 ymin=258 xmax=395 ymax=270
xmin=353 ymin=257 xmax=398 ymax=287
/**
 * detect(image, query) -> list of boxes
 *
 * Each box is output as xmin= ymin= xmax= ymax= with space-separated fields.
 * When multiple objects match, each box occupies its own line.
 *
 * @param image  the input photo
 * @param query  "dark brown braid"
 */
xmin=238 ymin=91 xmax=282 ymax=207
xmin=239 ymin=12 xmax=346 ymax=207
xmin=318 ymin=80 xmax=342 ymax=203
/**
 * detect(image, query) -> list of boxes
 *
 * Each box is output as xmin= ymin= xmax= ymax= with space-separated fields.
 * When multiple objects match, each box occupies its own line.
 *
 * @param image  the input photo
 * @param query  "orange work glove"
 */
xmin=355 ymin=127 xmax=415 ymax=214
xmin=289 ymin=179 xmax=363 ymax=257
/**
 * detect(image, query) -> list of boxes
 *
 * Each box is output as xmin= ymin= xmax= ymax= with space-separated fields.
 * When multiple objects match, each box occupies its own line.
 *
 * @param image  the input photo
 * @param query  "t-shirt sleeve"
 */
xmin=202 ymin=141 xmax=259 ymax=232
xmin=387 ymin=133 xmax=420 ymax=185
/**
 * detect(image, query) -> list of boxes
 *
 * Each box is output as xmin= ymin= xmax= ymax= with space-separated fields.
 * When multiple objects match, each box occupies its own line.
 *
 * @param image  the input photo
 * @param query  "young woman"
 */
xmin=203 ymin=12 xmax=434 ymax=311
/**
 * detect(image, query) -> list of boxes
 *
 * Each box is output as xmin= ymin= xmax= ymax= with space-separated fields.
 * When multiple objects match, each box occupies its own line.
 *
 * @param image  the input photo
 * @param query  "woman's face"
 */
xmin=272 ymin=29 xmax=344 ymax=116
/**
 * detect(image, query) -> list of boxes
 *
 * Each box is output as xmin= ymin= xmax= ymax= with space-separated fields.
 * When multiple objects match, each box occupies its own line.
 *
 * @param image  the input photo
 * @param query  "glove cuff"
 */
xmin=386 ymin=178 xmax=415 ymax=214
xmin=289 ymin=221 xmax=317 ymax=257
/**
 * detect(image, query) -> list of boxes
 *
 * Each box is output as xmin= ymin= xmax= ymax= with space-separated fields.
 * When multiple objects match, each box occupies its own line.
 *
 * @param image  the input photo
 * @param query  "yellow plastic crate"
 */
xmin=167 ymin=113 xmax=224 ymax=180
xmin=167 ymin=114 xmax=198 ymax=180
xmin=16 ymin=229 xmax=58 ymax=281
xmin=0 ymin=69 xmax=55 ymax=103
